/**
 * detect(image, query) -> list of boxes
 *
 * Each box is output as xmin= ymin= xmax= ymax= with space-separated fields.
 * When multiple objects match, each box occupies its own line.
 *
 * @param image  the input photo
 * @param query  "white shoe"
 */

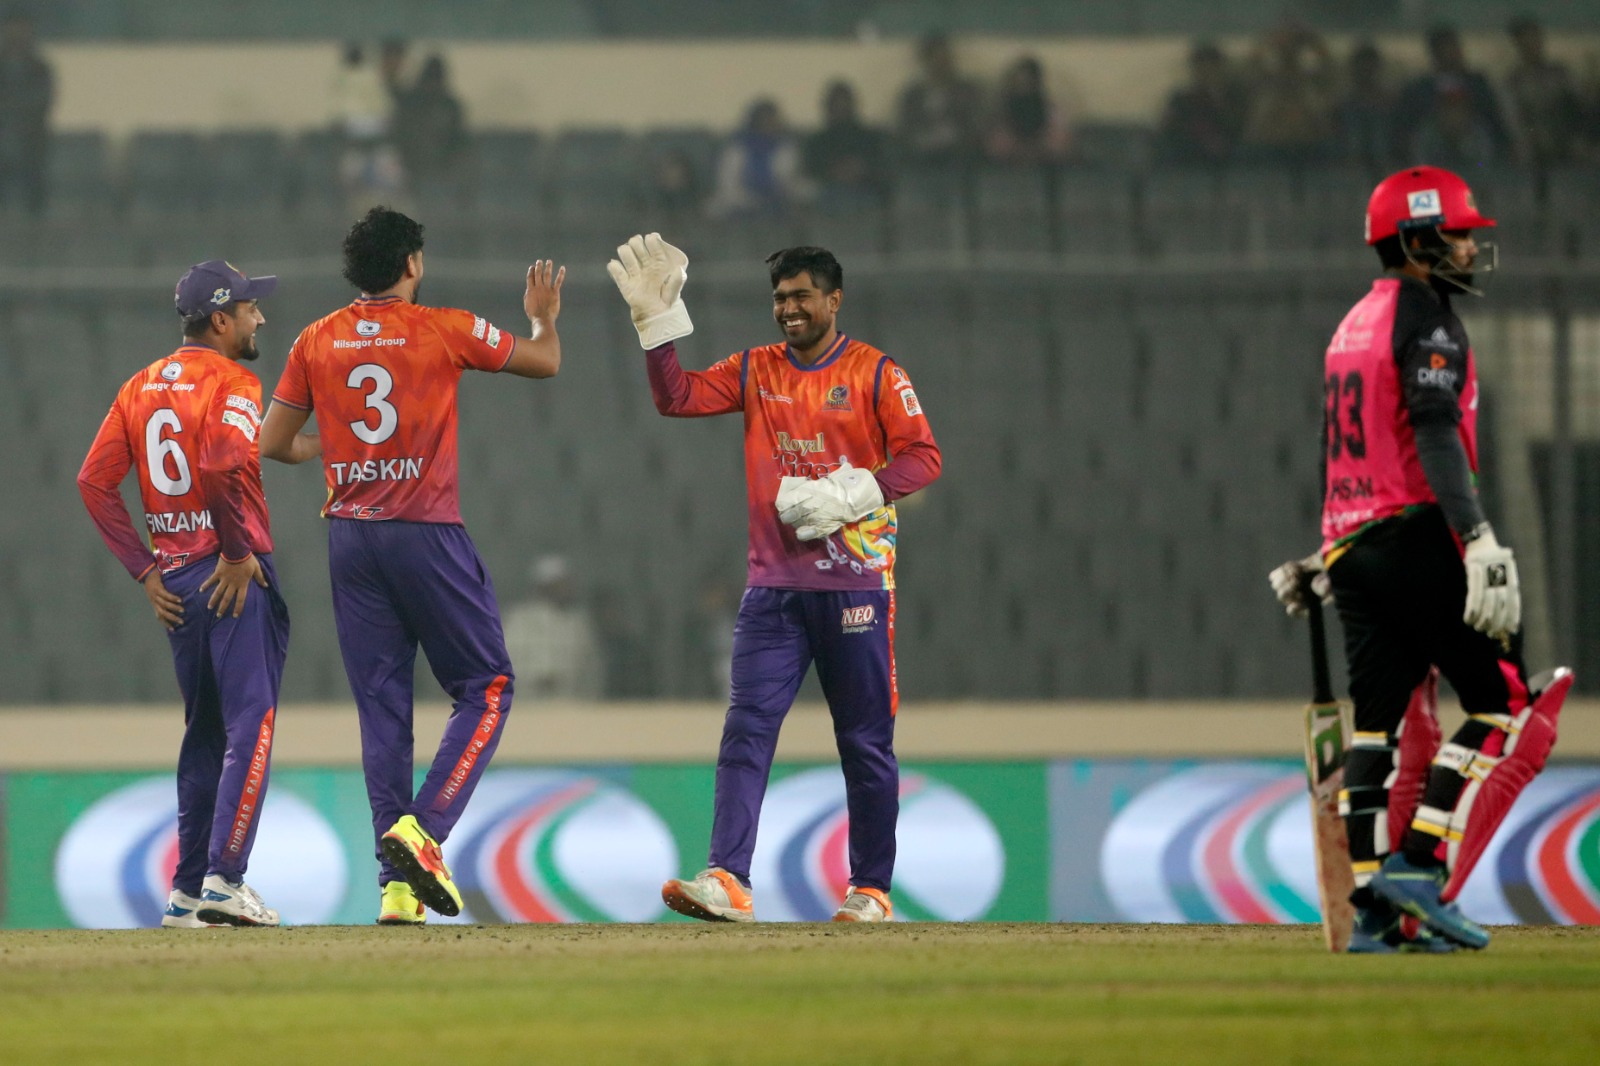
xmin=195 ymin=874 xmax=281 ymax=927
xmin=661 ymin=867 xmax=755 ymax=923
xmin=832 ymin=887 xmax=893 ymax=923
xmin=160 ymin=889 xmax=219 ymax=929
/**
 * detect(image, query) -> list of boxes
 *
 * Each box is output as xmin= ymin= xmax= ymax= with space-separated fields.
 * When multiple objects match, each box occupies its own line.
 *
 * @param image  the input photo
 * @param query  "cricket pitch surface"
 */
xmin=5 ymin=923 xmax=1599 ymax=1063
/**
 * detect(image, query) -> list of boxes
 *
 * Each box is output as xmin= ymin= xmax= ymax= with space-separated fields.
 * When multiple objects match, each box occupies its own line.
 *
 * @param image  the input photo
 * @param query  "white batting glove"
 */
xmin=606 ymin=232 xmax=694 ymax=349
xmin=1463 ymin=525 xmax=1520 ymax=641
xmin=1267 ymin=553 xmax=1332 ymax=617
xmin=775 ymin=460 xmax=886 ymax=541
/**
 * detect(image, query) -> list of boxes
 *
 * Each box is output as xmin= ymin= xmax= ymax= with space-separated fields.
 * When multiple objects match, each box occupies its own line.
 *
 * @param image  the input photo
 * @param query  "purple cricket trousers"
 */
xmin=326 ymin=519 xmax=513 ymax=887
xmin=164 ymin=552 xmax=290 ymax=893
xmin=708 ymin=586 xmax=899 ymax=893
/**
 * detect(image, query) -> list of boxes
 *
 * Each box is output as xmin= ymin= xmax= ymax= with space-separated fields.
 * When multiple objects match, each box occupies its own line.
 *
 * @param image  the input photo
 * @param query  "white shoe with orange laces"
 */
xmin=661 ymin=867 xmax=755 ymax=923
xmin=832 ymin=886 xmax=893 ymax=922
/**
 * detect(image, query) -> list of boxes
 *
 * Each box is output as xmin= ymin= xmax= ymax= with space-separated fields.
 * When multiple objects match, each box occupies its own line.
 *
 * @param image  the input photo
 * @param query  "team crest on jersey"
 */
xmin=823 ymin=385 xmax=852 ymax=411
xmin=356 ymin=319 xmax=381 ymax=337
xmin=161 ymin=362 xmax=182 ymax=381
xmin=841 ymin=605 xmax=876 ymax=633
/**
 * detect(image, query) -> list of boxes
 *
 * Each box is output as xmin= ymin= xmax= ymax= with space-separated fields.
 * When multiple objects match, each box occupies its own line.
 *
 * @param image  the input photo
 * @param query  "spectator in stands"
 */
xmin=379 ymin=37 xmax=414 ymax=100
xmin=1238 ymin=19 xmax=1337 ymax=166
xmin=394 ymin=54 xmax=467 ymax=203
xmin=707 ymin=98 xmax=805 ymax=218
xmin=1337 ymin=40 xmax=1399 ymax=170
xmin=1394 ymin=25 xmax=1512 ymax=166
xmin=983 ymin=55 xmax=1075 ymax=166
xmin=895 ymin=33 xmax=983 ymax=169
xmin=1156 ymin=41 xmax=1248 ymax=165
xmin=1502 ymin=16 xmax=1584 ymax=169
xmin=803 ymin=80 xmax=887 ymax=210
xmin=333 ymin=42 xmax=403 ymax=203
xmin=0 ymin=10 xmax=53 ymax=215
xmin=501 ymin=555 xmax=604 ymax=700
xmin=643 ymin=147 xmax=705 ymax=218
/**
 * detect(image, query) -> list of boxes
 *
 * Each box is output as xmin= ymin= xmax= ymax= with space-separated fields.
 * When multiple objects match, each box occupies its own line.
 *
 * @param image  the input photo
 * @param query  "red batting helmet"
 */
xmin=1364 ymin=165 xmax=1495 ymax=245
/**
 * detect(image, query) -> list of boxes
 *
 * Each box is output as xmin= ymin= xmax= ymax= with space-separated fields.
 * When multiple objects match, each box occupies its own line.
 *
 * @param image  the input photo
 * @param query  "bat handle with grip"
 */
xmin=1303 ymin=572 xmax=1335 ymax=706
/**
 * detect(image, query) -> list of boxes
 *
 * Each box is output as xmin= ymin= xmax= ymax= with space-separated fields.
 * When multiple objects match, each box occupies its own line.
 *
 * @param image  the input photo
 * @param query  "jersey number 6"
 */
xmin=1325 ymin=371 xmax=1366 ymax=460
xmin=145 ymin=409 xmax=193 ymax=496
xmin=348 ymin=363 xmax=399 ymax=445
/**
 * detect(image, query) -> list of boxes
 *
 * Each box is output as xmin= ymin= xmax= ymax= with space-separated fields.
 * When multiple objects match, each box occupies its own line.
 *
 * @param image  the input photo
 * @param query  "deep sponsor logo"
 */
xmin=221 ymin=410 xmax=257 ymax=442
xmin=1407 ymin=188 xmax=1441 ymax=218
xmin=225 ymin=394 xmax=262 ymax=422
xmin=1325 ymin=476 xmax=1374 ymax=503
xmin=439 ymin=770 xmax=678 ymax=924
xmin=356 ymin=319 xmax=381 ymax=337
xmin=840 ymin=604 xmax=876 ymax=633
xmin=332 ymin=337 xmax=407 ymax=349
xmin=53 ymin=777 xmax=345 ymax=928
xmin=776 ymin=431 xmax=826 ymax=455
xmin=161 ymin=362 xmax=182 ymax=382
xmin=330 ymin=457 xmax=425 ymax=485
xmin=748 ymin=767 xmax=1004 ymax=921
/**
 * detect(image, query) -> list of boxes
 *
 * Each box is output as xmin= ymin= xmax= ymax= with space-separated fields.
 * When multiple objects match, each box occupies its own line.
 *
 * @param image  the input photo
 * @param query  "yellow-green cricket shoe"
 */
xmin=377 ymin=881 xmax=426 ymax=925
xmin=380 ymin=814 xmax=463 ymax=917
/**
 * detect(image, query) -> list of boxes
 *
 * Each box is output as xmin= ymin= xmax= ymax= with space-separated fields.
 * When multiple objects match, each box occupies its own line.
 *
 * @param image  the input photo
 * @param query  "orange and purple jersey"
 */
xmin=79 ymin=345 xmax=273 ymax=579
xmin=647 ymin=333 xmax=941 ymax=590
xmin=272 ymin=296 xmax=516 ymax=524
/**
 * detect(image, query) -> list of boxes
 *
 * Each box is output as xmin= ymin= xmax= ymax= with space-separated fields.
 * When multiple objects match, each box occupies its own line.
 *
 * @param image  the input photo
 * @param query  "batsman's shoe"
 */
xmin=1370 ymin=854 xmax=1489 ymax=950
xmin=1346 ymin=901 xmax=1456 ymax=954
xmin=381 ymin=814 xmax=463 ymax=917
xmin=161 ymin=889 xmax=218 ymax=929
xmin=661 ymin=868 xmax=754 ymax=923
xmin=377 ymin=881 xmax=426 ymax=926
xmin=195 ymin=874 xmax=280 ymax=927
xmin=832 ymin=887 xmax=893 ymax=923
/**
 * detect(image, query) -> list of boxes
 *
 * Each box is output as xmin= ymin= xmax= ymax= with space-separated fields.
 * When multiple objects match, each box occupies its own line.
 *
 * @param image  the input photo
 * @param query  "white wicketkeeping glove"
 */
xmin=1463 ymin=525 xmax=1521 ymax=641
xmin=606 ymin=232 xmax=694 ymax=349
xmin=775 ymin=460 xmax=885 ymax=542
xmin=1267 ymin=553 xmax=1332 ymax=617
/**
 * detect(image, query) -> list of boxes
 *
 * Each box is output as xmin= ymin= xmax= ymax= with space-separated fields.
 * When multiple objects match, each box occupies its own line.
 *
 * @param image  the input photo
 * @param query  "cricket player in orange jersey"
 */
xmin=78 ymin=260 xmax=291 ymax=928
xmin=259 ymin=207 xmax=564 ymax=924
xmin=609 ymin=235 xmax=941 ymax=922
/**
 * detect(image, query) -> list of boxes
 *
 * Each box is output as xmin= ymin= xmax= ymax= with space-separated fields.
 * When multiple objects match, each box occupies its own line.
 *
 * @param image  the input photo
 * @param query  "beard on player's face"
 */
xmin=235 ymin=331 xmax=260 ymax=361
xmin=778 ymin=309 xmax=833 ymax=349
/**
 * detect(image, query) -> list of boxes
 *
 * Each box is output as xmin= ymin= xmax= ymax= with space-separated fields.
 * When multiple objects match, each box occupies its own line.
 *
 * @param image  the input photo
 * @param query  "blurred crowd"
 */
xmin=2 ymin=14 xmax=1600 ymax=220
xmin=1156 ymin=17 xmax=1599 ymax=172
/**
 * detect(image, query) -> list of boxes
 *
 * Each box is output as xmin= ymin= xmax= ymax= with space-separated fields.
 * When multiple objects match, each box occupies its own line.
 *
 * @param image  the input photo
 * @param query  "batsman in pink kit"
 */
xmin=609 ymin=236 xmax=941 ymax=922
xmin=1271 ymin=166 xmax=1572 ymax=952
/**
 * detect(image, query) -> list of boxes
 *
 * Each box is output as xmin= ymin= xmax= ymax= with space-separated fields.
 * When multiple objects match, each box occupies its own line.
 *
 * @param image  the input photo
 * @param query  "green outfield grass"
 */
xmin=4 ymin=924 xmax=1600 ymax=1064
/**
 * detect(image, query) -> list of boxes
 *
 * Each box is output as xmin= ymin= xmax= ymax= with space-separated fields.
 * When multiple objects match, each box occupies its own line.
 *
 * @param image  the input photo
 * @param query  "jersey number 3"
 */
xmin=1325 ymin=371 xmax=1366 ymax=460
xmin=348 ymin=364 xmax=398 ymax=445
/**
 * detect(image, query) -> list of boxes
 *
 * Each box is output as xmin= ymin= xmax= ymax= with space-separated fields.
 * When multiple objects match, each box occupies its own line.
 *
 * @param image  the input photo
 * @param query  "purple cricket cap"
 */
xmin=174 ymin=259 xmax=278 ymax=318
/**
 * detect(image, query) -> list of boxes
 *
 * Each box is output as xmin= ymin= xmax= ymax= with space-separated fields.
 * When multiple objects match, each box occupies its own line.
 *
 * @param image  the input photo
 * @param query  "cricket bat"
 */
xmin=1302 ymin=589 xmax=1355 ymax=953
